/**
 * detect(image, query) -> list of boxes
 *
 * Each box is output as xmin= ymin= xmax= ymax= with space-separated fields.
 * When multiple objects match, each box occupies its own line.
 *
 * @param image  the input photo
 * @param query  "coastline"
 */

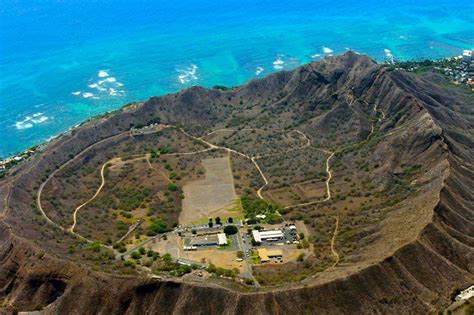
xmin=1 ymin=52 xmax=473 ymax=175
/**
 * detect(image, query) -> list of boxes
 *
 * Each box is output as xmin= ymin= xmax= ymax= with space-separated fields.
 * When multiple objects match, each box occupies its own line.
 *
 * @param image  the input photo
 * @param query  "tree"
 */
xmin=228 ymin=217 xmax=234 ymax=223
xmin=297 ymin=253 xmax=305 ymax=262
xmin=130 ymin=251 xmax=141 ymax=260
xmin=167 ymin=183 xmax=178 ymax=191
xmin=138 ymin=247 xmax=146 ymax=255
xmin=215 ymin=217 xmax=222 ymax=225
xmin=208 ymin=218 xmax=214 ymax=228
xmin=236 ymin=251 xmax=244 ymax=259
xmin=148 ymin=218 xmax=168 ymax=235
xmin=299 ymin=232 xmax=305 ymax=240
xmin=224 ymin=225 xmax=238 ymax=235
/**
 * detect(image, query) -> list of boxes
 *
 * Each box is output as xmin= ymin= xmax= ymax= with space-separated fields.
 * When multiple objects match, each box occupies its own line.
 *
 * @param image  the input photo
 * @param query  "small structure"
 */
xmin=455 ymin=285 xmax=474 ymax=301
xmin=252 ymin=230 xmax=284 ymax=243
xmin=217 ymin=233 xmax=227 ymax=246
xmin=462 ymin=50 xmax=473 ymax=62
xmin=258 ymin=248 xmax=283 ymax=263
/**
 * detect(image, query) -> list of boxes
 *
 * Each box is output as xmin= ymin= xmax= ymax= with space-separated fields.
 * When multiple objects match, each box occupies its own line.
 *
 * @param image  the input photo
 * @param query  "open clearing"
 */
xmin=181 ymin=249 xmax=247 ymax=273
xmin=180 ymin=156 xmax=240 ymax=224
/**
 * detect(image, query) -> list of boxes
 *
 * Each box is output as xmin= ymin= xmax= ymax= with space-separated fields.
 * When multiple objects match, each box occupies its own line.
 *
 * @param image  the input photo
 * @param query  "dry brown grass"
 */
xmin=180 ymin=155 xmax=240 ymax=224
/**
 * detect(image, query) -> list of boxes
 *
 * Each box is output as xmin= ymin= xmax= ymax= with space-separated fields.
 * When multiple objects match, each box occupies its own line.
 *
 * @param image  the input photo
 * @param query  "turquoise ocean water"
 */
xmin=0 ymin=0 xmax=473 ymax=158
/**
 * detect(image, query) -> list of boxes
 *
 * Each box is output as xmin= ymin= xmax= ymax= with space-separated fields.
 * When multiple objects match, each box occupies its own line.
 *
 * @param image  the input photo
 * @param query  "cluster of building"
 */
xmin=0 ymin=149 xmax=35 ymax=173
xmin=130 ymin=123 xmax=168 ymax=136
xmin=432 ymin=49 xmax=474 ymax=89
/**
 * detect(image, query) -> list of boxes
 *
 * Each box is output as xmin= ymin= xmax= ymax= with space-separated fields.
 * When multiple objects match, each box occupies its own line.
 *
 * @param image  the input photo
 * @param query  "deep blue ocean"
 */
xmin=0 ymin=0 xmax=473 ymax=158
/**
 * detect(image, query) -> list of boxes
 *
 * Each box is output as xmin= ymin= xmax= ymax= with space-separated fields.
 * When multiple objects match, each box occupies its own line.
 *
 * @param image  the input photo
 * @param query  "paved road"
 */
xmin=235 ymin=226 xmax=260 ymax=287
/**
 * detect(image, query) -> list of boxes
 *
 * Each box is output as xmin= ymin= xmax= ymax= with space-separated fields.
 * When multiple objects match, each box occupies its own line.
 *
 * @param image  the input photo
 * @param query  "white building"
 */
xmin=456 ymin=285 xmax=474 ymax=301
xmin=252 ymin=230 xmax=284 ymax=243
xmin=217 ymin=233 xmax=227 ymax=246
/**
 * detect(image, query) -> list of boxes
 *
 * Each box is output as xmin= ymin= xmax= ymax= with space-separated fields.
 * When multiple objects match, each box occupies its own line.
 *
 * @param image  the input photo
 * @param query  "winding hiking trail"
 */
xmin=36 ymin=101 xmax=383 ymax=265
xmin=70 ymin=160 xmax=111 ymax=233
xmin=283 ymin=150 xmax=334 ymax=209
xmin=330 ymin=216 xmax=340 ymax=267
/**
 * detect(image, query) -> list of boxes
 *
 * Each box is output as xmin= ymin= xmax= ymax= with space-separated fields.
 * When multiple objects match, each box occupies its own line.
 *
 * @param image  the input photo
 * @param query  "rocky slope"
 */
xmin=0 ymin=52 xmax=472 ymax=314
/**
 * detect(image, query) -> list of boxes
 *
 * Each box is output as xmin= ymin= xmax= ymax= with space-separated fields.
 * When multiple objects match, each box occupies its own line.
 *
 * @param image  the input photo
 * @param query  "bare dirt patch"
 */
xmin=180 ymin=156 xmax=240 ymax=224
xmin=181 ymin=249 xmax=246 ymax=273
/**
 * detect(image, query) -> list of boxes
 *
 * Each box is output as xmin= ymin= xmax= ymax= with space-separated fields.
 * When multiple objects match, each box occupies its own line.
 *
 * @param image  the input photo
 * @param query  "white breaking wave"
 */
xmin=322 ymin=46 xmax=334 ymax=54
xmin=72 ymin=70 xmax=125 ymax=99
xmin=273 ymin=56 xmax=285 ymax=70
xmin=255 ymin=66 xmax=264 ymax=75
xmin=98 ymin=70 xmax=109 ymax=78
xmin=98 ymin=77 xmax=117 ymax=85
xmin=310 ymin=54 xmax=321 ymax=59
xmin=177 ymin=64 xmax=199 ymax=84
xmin=15 ymin=112 xmax=49 ymax=130
xmin=384 ymin=48 xmax=395 ymax=63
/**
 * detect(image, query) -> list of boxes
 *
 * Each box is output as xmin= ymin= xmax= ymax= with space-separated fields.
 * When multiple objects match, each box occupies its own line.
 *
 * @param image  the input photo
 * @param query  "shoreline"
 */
xmin=1 ymin=52 xmax=473 ymax=171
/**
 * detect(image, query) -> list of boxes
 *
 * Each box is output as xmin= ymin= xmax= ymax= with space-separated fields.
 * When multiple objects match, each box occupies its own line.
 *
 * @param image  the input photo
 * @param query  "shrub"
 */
xmin=88 ymin=241 xmax=102 ymax=252
xmin=124 ymin=260 xmax=136 ymax=268
xmin=167 ymin=183 xmax=178 ymax=191
xmin=245 ymin=278 xmax=254 ymax=285
xmin=130 ymin=251 xmax=141 ymax=260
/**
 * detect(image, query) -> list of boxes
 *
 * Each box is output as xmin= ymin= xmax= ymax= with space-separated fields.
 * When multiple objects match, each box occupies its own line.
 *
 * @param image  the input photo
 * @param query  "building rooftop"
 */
xmin=258 ymin=248 xmax=283 ymax=262
xmin=217 ymin=233 xmax=227 ymax=245
xmin=190 ymin=234 xmax=219 ymax=246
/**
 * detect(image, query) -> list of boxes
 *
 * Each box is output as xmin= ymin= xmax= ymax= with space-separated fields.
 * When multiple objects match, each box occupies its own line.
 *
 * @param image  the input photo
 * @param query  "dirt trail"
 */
xmin=330 ymin=216 xmax=340 ymax=267
xmin=283 ymin=150 xmax=334 ymax=209
xmin=36 ymin=131 xmax=130 ymax=240
xmin=146 ymin=155 xmax=173 ymax=183
xmin=70 ymin=159 xmax=113 ymax=233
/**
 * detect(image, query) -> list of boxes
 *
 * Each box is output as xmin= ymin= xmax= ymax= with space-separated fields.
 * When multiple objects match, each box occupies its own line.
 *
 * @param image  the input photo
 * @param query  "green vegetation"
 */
xmin=223 ymin=225 xmax=238 ymax=235
xmin=113 ymin=241 xmax=127 ymax=253
xmin=130 ymin=251 xmax=141 ymax=260
xmin=241 ymin=196 xmax=283 ymax=224
xmin=167 ymin=183 xmax=178 ymax=191
xmin=88 ymin=241 xmax=102 ymax=252
xmin=206 ymin=263 xmax=239 ymax=278
xmin=151 ymin=253 xmax=198 ymax=276
xmin=147 ymin=218 xmax=169 ymax=235
xmin=114 ymin=187 xmax=151 ymax=211
xmin=213 ymin=85 xmax=231 ymax=91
